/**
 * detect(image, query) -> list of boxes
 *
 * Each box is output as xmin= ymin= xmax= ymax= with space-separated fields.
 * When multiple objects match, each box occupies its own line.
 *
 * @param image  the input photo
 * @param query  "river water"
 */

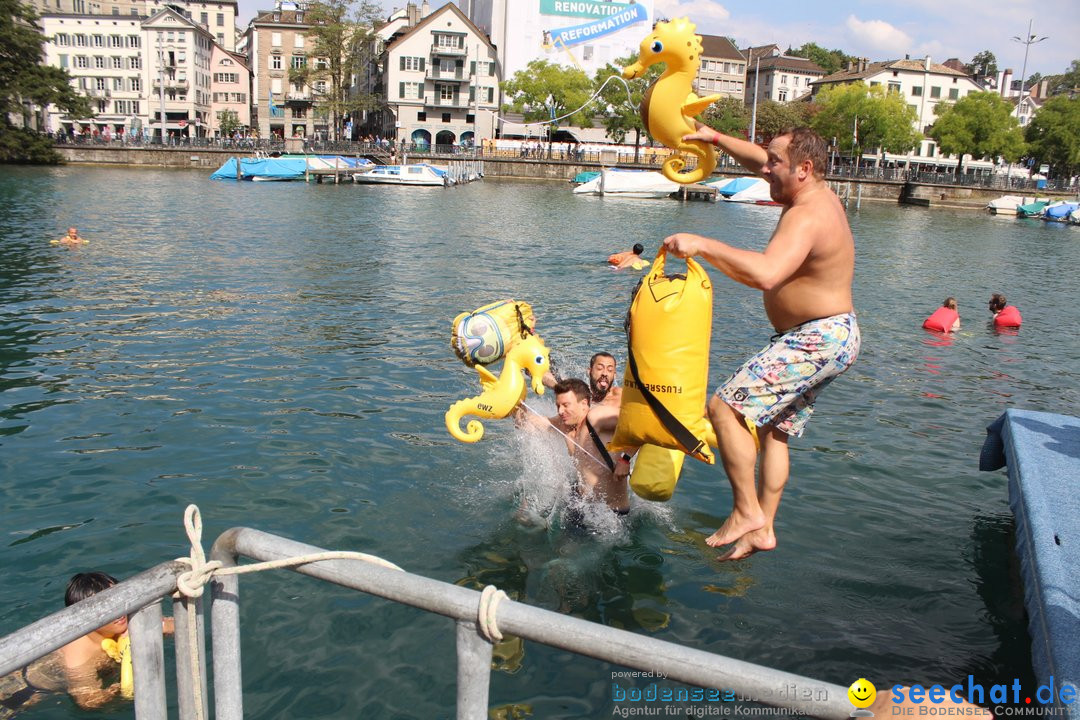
xmin=2 ymin=166 xmax=1078 ymax=719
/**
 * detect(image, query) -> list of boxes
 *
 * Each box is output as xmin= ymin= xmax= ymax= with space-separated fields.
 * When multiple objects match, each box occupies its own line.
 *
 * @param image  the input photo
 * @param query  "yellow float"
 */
xmin=446 ymin=331 xmax=550 ymax=443
xmin=622 ymin=18 xmax=724 ymax=185
xmin=101 ymin=634 xmax=134 ymax=698
xmin=610 ymin=250 xmax=714 ymax=467
xmin=450 ymin=299 xmax=536 ymax=367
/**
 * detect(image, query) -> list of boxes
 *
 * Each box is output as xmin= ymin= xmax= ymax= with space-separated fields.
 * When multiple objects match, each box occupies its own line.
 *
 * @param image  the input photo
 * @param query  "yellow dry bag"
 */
xmin=609 ymin=250 xmax=714 ymax=464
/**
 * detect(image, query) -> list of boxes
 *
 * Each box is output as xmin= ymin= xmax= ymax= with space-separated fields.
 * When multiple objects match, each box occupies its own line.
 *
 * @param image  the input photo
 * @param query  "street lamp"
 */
xmin=1011 ymin=20 xmax=1048 ymax=105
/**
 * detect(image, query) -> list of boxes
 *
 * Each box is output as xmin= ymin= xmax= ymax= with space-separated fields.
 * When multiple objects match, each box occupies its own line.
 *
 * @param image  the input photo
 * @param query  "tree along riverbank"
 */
xmin=54 ymin=145 xmax=1077 ymax=211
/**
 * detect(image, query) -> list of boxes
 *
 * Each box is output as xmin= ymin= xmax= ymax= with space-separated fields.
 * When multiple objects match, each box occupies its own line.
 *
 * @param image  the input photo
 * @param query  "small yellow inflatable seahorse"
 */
xmin=446 ymin=333 xmax=550 ymax=442
xmin=101 ymin=634 xmax=134 ymax=698
xmin=622 ymin=18 xmax=725 ymax=184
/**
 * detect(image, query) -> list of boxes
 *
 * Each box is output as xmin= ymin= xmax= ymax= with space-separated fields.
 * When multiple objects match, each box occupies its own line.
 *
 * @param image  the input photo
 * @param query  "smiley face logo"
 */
xmin=848 ymin=678 xmax=876 ymax=709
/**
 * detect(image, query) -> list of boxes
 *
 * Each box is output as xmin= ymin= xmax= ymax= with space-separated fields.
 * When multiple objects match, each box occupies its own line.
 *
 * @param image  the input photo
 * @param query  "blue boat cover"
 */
xmin=982 ymin=409 xmax=1080 ymax=718
xmin=716 ymin=176 xmax=759 ymax=197
xmin=1044 ymin=203 xmax=1079 ymax=219
xmin=209 ymin=157 xmax=314 ymax=180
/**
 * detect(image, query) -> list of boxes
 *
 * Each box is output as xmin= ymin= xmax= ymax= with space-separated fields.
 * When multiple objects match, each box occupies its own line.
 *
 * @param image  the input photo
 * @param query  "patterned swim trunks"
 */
xmin=717 ymin=312 xmax=861 ymax=437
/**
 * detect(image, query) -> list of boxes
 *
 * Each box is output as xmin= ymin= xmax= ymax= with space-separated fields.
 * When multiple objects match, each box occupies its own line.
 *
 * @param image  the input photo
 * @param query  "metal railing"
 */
xmin=0 ymin=527 xmax=851 ymax=719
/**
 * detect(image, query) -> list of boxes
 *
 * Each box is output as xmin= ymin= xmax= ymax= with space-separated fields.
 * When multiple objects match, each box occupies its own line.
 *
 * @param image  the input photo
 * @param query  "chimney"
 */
xmin=1038 ymin=79 xmax=1048 ymax=98
xmin=406 ymin=2 xmax=419 ymax=26
xmin=859 ymin=57 xmax=868 ymax=72
xmin=845 ymin=60 xmax=853 ymax=72
xmin=924 ymin=55 xmax=931 ymax=71
xmin=1001 ymin=68 xmax=1012 ymax=97
xmin=421 ymin=0 xmax=429 ymax=18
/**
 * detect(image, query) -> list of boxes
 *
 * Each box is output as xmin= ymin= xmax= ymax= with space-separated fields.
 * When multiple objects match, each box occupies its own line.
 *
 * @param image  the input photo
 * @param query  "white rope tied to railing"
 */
xmin=477 ymin=585 xmax=508 ymax=643
xmin=171 ymin=504 xmax=406 ymax=720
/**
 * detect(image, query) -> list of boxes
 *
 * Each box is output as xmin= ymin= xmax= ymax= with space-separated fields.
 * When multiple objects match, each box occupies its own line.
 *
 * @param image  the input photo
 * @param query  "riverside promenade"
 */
xmin=52 ymin=141 xmax=1077 ymax=211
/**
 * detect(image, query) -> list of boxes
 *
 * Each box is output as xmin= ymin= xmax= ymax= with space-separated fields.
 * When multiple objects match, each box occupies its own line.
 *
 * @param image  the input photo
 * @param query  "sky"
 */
xmin=234 ymin=0 xmax=1078 ymax=80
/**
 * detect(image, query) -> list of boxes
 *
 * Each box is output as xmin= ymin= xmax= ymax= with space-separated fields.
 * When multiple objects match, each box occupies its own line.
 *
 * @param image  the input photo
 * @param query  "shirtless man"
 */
xmin=663 ymin=125 xmax=860 ymax=561
xmin=54 ymin=227 xmax=88 ymax=246
xmin=543 ymin=351 xmax=622 ymax=408
xmin=520 ymin=378 xmax=630 ymax=515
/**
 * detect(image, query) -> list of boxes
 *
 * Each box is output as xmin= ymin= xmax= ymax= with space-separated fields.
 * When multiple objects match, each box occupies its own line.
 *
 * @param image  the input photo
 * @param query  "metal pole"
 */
xmin=158 ymin=35 xmax=167 ymax=143
xmin=173 ymin=595 xmax=208 ymax=720
xmin=0 ymin=562 xmax=184 ymax=676
xmin=749 ymin=55 xmax=760 ymax=142
xmin=455 ymin=620 xmax=493 ymax=720
xmin=210 ymin=528 xmax=245 ymax=720
xmin=1011 ymin=21 xmax=1048 ymax=117
xmin=130 ymin=601 xmax=167 ymax=720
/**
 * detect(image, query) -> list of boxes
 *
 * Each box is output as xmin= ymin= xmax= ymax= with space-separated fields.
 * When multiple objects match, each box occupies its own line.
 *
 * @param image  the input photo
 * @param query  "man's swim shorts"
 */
xmin=717 ymin=312 xmax=860 ymax=437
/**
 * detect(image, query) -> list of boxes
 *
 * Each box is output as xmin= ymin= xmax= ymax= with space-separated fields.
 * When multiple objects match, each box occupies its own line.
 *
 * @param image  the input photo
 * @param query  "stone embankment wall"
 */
xmin=56 ymin=147 xmax=1074 ymax=210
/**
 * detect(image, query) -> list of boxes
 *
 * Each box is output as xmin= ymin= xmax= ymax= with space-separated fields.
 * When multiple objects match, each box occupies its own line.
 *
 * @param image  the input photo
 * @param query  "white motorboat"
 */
xmin=986 ymin=195 xmax=1026 ymax=215
xmin=353 ymin=163 xmax=449 ymax=186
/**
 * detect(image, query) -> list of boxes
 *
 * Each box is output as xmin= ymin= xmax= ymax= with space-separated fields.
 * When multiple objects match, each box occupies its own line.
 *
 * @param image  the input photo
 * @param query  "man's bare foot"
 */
xmin=716 ymin=527 xmax=777 ymax=561
xmin=705 ymin=509 xmax=765 ymax=547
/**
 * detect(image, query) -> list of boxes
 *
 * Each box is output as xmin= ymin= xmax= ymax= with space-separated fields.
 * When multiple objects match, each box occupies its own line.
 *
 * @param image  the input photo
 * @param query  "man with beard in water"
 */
xmin=545 ymin=352 xmax=621 ymax=408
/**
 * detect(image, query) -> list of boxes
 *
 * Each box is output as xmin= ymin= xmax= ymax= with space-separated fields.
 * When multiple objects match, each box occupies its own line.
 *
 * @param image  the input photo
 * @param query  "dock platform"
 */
xmin=981 ymin=408 xmax=1080 ymax=718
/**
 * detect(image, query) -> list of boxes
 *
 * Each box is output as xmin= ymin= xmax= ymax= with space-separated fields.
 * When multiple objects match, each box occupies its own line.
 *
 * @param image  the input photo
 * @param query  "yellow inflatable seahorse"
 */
xmin=101 ymin=634 xmax=134 ymax=698
xmin=446 ymin=333 xmax=550 ymax=442
xmin=622 ymin=17 xmax=725 ymax=184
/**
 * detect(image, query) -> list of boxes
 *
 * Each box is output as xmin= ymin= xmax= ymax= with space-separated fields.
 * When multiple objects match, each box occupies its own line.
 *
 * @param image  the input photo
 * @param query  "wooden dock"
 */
xmin=672 ymin=183 xmax=718 ymax=202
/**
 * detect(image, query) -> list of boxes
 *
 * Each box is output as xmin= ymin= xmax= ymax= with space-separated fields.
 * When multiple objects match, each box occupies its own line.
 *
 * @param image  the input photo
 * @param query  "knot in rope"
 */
xmin=176 ymin=504 xmax=222 ymax=599
xmin=477 ymin=585 xmax=508 ymax=643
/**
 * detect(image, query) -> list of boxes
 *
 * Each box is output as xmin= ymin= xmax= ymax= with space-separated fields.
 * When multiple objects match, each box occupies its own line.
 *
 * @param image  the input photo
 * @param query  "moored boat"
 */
xmin=352 ymin=163 xmax=449 ymax=186
xmin=986 ymin=195 xmax=1026 ymax=215
xmin=571 ymin=168 xmax=679 ymax=198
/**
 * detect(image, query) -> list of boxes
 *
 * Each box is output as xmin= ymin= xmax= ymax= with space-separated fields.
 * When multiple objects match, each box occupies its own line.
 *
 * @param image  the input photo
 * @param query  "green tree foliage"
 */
xmin=810 ymin=83 xmax=921 ymax=159
xmin=591 ymin=52 xmax=661 ymax=154
xmin=1 ymin=0 xmax=93 ymax=163
xmin=1024 ymin=96 xmax=1080 ymax=178
xmin=753 ymin=100 xmax=811 ymax=142
xmin=217 ymin=109 xmax=242 ymax=136
xmin=1049 ymin=59 xmax=1080 ymax=96
xmin=502 ymin=60 xmax=594 ymax=151
xmin=967 ymin=51 xmax=998 ymax=77
xmin=786 ymin=42 xmax=854 ymax=75
xmin=288 ymin=0 xmax=382 ymax=141
xmin=929 ymin=91 xmax=1025 ymax=177
xmin=701 ymin=96 xmax=749 ymax=137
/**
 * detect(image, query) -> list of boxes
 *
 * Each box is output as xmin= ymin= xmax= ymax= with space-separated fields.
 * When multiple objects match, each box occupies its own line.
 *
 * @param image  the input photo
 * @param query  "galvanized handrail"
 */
xmin=209 ymin=527 xmax=852 ymax=720
xmin=1 ymin=529 xmax=853 ymax=719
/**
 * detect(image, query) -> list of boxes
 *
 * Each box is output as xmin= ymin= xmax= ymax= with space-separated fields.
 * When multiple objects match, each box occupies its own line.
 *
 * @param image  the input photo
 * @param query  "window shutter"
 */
xmin=419 ymin=58 xmax=425 ymax=72
xmin=399 ymin=82 xmax=405 ymax=98
xmin=487 ymin=87 xmax=493 ymax=103
xmin=469 ymin=86 xmax=474 ymax=101
xmin=456 ymin=59 xmax=463 ymax=69
xmin=470 ymin=61 xmax=475 ymax=75
xmin=399 ymin=56 xmax=405 ymax=70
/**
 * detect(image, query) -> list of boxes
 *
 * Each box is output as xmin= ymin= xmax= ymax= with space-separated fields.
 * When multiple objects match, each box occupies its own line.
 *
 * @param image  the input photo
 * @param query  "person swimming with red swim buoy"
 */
xmin=989 ymin=292 xmax=1022 ymax=328
xmin=606 ymin=243 xmax=650 ymax=271
xmin=922 ymin=296 xmax=961 ymax=333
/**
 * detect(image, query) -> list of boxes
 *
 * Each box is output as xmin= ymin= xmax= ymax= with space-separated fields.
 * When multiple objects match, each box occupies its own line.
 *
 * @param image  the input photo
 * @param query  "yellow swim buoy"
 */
xmin=446 ymin=332 xmax=550 ymax=442
xmin=101 ymin=634 xmax=133 ymax=698
xmin=610 ymin=250 xmax=714 ymax=464
xmin=450 ymin=299 xmax=536 ymax=367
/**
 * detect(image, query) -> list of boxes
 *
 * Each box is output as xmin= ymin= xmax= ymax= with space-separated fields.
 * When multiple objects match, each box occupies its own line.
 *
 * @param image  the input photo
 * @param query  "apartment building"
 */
xmin=40 ymin=14 xmax=145 ymax=136
xmin=144 ymin=7 xmax=215 ymax=138
xmin=743 ymin=45 xmax=824 ymax=104
xmin=28 ymin=0 xmax=237 ymax=50
xmin=811 ymin=57 xmax=986 ymax=169
xmin=209 ymin=44 xmax=251 ymax=136
xmin=372 ymin=3 xmax=500 ymax=147
xmin=695 ymin=35 xmax=745 ymax=101
xmin=245 ymin=8 xmax=327 ymax=139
